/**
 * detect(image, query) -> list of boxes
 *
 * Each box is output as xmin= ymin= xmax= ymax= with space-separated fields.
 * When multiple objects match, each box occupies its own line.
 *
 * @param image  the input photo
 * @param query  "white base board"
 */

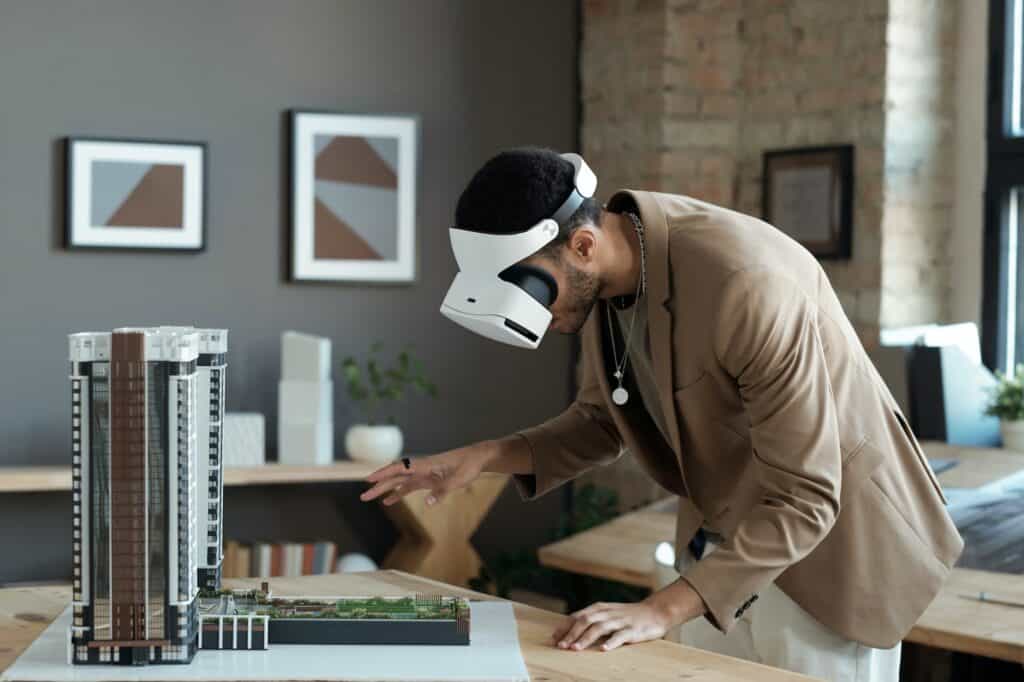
xmin=1 ymin=602 xmax=528 ymax=682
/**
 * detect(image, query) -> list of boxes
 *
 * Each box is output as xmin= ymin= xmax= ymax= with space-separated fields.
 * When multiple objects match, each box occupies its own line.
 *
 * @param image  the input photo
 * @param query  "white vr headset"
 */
xmin=440 ymin=153 xmax=597 ymax=349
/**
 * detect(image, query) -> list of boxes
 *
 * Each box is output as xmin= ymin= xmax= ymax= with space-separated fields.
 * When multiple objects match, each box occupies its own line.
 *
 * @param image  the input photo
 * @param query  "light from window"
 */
xmin=1008 ymin=187 xmax=1021 ymax=371
xmin=1013 ymin=0 xmax=1024 ymax=134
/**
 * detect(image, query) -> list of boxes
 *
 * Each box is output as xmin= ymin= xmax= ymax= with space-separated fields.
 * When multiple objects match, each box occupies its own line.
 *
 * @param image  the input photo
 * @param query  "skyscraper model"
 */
xmin=68 ymin=326 xmax=227 ymax=666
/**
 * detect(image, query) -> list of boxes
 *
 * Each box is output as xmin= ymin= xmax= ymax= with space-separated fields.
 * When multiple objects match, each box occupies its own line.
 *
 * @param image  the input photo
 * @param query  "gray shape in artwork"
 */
xmin=366 ymin=136 xmax=399 ymax=174
xmin=314 ymin=135 xmax=333 ymax=159
xmin=315 ymin=180 xmax=398 ymax=260
xmin=90 ymin=161 xmax=152 ymax=226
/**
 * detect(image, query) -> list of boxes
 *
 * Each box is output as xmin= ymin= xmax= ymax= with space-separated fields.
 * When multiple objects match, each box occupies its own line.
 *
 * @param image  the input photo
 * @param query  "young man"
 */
xmin=361 ymin=148 xmax=962 ymax=680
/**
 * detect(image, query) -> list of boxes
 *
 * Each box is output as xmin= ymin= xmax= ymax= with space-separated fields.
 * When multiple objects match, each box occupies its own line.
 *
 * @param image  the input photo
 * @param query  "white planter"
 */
xmin=1000 ymin=419 xmax=1024 ymax=452
xmin=345 ymin=424 xmax=403 ymax=464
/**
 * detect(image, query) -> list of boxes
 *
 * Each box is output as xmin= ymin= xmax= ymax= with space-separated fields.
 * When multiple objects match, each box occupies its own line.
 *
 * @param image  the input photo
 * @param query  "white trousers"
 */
xmin=664 ymin=546 xmax=902 ymax=681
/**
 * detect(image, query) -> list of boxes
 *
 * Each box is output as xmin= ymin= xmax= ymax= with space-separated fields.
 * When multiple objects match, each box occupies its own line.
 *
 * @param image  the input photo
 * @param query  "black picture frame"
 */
xmin=762 ymin=144 xmax=854 ymax=260
xmin=65 ymin=136 xmax=208 ymax=253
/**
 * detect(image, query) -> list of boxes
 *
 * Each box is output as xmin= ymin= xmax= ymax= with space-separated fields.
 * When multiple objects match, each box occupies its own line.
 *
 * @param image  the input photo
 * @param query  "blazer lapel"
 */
xmin=605 ymin=190 xmax=691 ymax=497
xmin=623 ymin=194 xmax=686 ymax=440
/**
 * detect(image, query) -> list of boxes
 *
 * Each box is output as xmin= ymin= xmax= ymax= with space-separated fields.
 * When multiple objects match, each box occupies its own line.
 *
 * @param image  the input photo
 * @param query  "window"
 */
xmin=984 ymin=0 xmax=1024 ymax=370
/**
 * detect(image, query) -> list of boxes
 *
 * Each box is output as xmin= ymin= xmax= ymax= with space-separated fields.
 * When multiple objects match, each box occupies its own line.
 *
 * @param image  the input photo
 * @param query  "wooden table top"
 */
xmin=912 ymin=567 xmax=1024 ymax=663
xmin=922 ymin=441 xmax=1024 ymax=489
xmin=0 ymin=571 xmax=818 ymax=682
xmin=538 ymin=441 xmax=1024 ymax=663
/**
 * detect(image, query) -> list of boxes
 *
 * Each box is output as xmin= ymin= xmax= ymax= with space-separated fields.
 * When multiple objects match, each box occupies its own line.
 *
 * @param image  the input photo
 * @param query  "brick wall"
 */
xmin=579 ymin=0 xmax=958 ymax=507
xmin=881 ymin=0 xmax=957 ymax=328
xmin=582 ymin=0 xmax=958 ymax=344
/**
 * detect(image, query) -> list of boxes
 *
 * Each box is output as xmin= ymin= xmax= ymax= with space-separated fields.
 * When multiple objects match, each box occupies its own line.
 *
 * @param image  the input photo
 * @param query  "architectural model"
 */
xmin=68 ymin=327 xmax=227 ymax=665
xmin=67 ymin=326 xmax=470 ymax=668
xmin=197 ymin=584 xmax=470 ymax=650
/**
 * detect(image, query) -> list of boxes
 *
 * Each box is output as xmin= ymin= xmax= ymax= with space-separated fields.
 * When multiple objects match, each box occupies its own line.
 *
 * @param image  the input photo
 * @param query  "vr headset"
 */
xmin=440 ymin=153 xmax=597 ymax=349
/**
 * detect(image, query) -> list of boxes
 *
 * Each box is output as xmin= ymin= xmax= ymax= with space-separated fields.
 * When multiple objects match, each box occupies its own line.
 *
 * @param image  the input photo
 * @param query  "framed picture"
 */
xmin=65 ymin=137 xmax=206 ymax=251
xmin=762 ymin=145 xmax=854 ymax=259
xmin=290 ymin=111 xmax=418 ymax=283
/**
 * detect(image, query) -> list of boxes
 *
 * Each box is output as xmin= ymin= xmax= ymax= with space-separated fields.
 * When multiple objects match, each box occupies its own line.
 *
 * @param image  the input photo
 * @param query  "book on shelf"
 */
xmin=222 ymin=540 xmax=339 ymax=578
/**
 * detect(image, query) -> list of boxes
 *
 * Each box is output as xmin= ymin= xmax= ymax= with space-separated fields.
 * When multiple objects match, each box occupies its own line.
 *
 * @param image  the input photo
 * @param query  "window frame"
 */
xmin=982 ymin=0 xmax=1024 ymax=370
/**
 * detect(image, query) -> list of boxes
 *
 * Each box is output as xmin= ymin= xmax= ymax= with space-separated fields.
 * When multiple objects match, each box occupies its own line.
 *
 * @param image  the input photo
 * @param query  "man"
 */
xmin=361 ymin=148 xmax=963 ymax=680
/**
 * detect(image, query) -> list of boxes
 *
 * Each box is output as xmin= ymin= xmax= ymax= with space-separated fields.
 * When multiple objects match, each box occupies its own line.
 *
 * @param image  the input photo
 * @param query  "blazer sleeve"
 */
xmin=512 ymin=326 xmax=625 ymax=500
xmin=681 ymin=268 xmax=842 ymax=633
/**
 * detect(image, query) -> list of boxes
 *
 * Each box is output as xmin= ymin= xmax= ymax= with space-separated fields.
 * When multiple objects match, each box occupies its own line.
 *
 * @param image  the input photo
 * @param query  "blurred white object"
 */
xmin=223 ymin=413 xmax=266 ymax=467
xmin=278 ymin=421 xmax=333 ymax=466
xmin=278 ymin=331 xmax=334 ymax=465
xmin=881 ymin=322 xmax=982 ymax=366
xmin=279 ymin=380 xmax=333 ymax=424
xmin=281 ymin=330 xmax=332 ymax=381
xmin=335 ymin=553 xmax=378 ymax=573
xmin=345 ymin=424 xmax=403 ymax=465
xmin=1001 ymin=419 xmax=1024 ymax=452
xmin=654 ymin=541 xmax=676 ymax=568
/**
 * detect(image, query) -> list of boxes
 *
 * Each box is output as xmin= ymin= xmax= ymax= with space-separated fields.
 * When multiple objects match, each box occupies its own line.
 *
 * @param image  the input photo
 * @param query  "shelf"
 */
xmin=0 ymin=460 xmax=381 ymax=493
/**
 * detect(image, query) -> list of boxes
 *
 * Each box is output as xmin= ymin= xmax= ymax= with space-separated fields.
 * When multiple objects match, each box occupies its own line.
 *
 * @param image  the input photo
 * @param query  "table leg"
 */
xmin=380 ymin=474 xmax=508 ymax=588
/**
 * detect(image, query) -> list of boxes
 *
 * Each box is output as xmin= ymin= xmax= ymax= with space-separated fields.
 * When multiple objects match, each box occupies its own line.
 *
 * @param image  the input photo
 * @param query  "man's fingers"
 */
xmin=572 ymin=602 xmax=611 ymax=618
xmin=366 ymin=461 xmax=414 ymax=483
xmin=360 ymin=476 xmax=410 ymax=502
xmin=556 ymin=610 xmax=614 ymax=649
xmin=425 ymin=483 xmax=452 ymax=507
xmin=551 ymin=618 xmax=574 ymax=643
xmin=601 ymin=628 xmax=635 ymax=652
xmin=572 ymin=620 xmax=624 ymax=651
xmin=382 ymin=480 xmax=431 ymax=506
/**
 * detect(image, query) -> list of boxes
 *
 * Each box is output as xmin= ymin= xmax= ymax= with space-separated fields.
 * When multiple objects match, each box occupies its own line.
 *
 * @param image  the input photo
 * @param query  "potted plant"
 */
xmin=341 ymin=343 xmax=437 ymax=464
xmin=985 ymin=364 xmax=1024 ymax=451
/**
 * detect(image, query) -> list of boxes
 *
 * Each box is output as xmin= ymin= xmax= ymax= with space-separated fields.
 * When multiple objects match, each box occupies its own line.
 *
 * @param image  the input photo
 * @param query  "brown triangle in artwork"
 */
xmin=314 ymin=198 xmax=382 ymax=260
xmin=315 ymin=137 xmax=397 ymax=189
xmin=106 ymin=164 xmax=185 ymax=228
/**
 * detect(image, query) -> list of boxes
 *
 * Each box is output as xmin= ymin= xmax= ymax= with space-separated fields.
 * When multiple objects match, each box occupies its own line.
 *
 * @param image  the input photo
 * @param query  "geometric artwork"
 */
xmin=66 ymin=138 xmax=206 ymax=251
xmin=291 ymin=112 xmax=417 ymax=282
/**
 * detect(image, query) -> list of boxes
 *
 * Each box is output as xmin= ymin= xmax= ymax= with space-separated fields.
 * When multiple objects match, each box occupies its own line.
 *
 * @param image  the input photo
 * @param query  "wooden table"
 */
xmin=912 ymin=568 xmax=1024 ymax=664
xmin=0 ymin=464 xmax=508 ymax=590
xmin=538 ymin=441 xmax=1024 ymax=664
xmin=921 ymin=441 xmax=1024 ymax=489
xmin=0 ymin=572 xmax=818 ymax=681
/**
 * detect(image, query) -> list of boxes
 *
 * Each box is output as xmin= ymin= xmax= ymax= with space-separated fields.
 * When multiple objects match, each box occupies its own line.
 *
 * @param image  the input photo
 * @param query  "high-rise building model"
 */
xmin=68 ymin=326 xmax=227 ymax=666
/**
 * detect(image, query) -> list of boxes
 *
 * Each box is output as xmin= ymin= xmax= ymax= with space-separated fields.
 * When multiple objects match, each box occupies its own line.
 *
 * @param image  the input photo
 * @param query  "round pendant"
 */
xmin=612 ymin=387 xmax=629 ymax=406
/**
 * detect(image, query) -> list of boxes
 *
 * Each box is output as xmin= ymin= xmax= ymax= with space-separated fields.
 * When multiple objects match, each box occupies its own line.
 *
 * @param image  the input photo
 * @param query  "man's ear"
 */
xmin=568 ymin=226 xmax=598 ymax=262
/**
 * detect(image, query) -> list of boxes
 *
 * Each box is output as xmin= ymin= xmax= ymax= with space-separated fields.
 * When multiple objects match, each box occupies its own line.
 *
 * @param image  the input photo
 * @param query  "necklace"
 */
xmin=606 ymin=211 xmax=647 ymax=406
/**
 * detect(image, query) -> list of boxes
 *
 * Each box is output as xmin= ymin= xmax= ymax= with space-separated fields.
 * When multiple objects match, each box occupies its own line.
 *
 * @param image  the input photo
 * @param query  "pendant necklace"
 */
xmin=606 ymin=211 xmax=647 ymax=406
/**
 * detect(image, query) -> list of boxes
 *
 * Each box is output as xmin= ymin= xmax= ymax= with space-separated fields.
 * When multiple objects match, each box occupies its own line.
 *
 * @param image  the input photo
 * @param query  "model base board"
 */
xmin=1 ymin=601 xmax=528 ymax=682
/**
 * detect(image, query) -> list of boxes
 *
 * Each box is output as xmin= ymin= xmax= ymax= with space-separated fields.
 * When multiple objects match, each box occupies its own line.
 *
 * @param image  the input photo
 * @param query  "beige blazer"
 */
xmin=514 ymin=190 xmax=963 ymax=648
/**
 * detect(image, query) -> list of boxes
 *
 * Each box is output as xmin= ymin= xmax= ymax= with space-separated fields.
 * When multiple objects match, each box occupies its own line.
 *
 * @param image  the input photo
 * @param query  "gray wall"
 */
xmin=0 ymin=0 xmax=577 ymax=582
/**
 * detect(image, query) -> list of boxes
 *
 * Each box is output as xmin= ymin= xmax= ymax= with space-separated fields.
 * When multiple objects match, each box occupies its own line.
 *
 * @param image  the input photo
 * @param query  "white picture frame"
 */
xmin=65 ymin=138 xmax=206 ymax=252
xmin=290 ymin=111 xmax=418 ymax=283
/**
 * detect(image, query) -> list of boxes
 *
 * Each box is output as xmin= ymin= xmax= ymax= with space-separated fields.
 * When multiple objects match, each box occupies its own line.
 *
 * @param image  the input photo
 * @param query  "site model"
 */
xmin=68 ymin=326 xmax=469 ymax=667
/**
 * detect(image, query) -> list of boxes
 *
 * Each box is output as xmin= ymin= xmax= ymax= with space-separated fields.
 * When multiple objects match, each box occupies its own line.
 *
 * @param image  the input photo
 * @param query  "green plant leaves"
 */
xmin=340 ymin=342 xmax=438 ymax=424
xmin=986 ymin=364 xmax=1024 ymax=421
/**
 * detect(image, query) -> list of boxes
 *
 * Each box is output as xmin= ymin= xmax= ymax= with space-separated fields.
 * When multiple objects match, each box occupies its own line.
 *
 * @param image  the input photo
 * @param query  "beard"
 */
xmin=557 ymin=261 xmax=602 ymax=334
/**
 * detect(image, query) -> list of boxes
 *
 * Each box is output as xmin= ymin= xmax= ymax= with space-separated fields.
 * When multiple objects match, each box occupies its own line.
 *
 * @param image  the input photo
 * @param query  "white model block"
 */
xmin=278 ymin=420 xmax=333 ymax=466
xmin=278 ymin=380 xmax=333 ymax=425
xmin=281 ymin=331 xmax=332 ymax=381
xmin=223 ymin=413 xmax=266 ymax=468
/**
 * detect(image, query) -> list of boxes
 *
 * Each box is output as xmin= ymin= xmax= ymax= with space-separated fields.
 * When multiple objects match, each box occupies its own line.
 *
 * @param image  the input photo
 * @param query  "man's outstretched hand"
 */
xmin=360 ymin=443 xmax=489 ymax=507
